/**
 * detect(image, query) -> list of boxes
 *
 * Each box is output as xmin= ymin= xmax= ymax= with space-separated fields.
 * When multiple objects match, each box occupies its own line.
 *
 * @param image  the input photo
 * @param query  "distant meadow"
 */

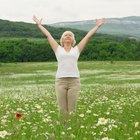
xmin=0 ymin=61 xmax=140 ymax=139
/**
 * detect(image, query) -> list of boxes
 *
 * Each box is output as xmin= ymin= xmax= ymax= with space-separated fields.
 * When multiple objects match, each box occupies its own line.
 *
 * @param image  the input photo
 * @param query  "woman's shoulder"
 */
xmin=74 ymin=45 xmax=80 ymax=54
xmin=55 ymin=45 xmax=63 ymax=54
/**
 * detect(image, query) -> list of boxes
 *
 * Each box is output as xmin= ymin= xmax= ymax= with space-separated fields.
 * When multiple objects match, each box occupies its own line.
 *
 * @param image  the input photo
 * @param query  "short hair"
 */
xmin=60 ymin=31 xmax=76 ymax=47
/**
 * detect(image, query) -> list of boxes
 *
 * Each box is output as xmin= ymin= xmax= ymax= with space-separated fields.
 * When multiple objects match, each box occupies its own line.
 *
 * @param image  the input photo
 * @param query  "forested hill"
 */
xmin=0 ymin=19 xmax=140 ymax=62
xmin=0 ymin=19 xmax=87 ymax=39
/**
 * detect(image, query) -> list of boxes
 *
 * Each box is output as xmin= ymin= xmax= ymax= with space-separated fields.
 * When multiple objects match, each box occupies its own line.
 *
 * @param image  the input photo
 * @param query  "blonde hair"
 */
xmin=60 ymin=31 xmax=76 ymax=47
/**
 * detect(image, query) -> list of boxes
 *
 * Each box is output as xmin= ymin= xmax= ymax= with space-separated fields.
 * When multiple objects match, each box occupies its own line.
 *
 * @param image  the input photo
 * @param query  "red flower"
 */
xmin=15 ymin=113 xmax=22 ymax=119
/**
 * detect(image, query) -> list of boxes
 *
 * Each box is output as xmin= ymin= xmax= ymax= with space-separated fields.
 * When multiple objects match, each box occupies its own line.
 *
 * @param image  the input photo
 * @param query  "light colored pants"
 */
xmin=55 ymin=77 xmax=80 ymax=114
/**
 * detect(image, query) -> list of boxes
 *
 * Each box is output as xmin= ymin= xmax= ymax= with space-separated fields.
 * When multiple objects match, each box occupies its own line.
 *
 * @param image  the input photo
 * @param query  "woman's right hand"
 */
xmin=33 ymin=16 xmax=42 ymax=25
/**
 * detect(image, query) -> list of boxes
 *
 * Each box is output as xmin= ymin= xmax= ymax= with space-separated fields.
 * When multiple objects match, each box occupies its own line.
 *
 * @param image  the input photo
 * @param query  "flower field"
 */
xmin=0 ymin=61 xmax=140 ymax=140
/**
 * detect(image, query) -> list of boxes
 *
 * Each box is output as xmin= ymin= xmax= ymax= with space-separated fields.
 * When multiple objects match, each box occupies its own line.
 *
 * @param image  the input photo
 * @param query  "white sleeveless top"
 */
xmin=55 ymin=45 xmax=80 ymax=78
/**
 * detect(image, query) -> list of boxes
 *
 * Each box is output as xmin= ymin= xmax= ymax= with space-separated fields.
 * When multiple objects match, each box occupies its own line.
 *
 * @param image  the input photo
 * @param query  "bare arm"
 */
xmin=33 ymin=16 xmax=58 ymax=52
xmin=77 ymin=18 xmax=105 ymax=53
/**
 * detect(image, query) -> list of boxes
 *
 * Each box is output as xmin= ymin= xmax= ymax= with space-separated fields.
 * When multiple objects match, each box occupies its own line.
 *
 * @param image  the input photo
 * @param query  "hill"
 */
xmin=0 ymin=19 xmax=87 ymax=39
xmin=50 ymin=16 xmax=140 ymax=39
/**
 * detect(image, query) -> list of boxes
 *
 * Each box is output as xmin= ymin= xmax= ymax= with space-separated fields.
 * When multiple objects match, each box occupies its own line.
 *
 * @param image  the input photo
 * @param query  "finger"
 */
xmin=33 ymin=16 xmax=37 ymax=21
xmin=102 ymin=18 xmax=106 ymax=22
xmin=33 ymin=15 xmax=36 ymax=19
xmin=32 ymin=16 xmax=36 ymax=21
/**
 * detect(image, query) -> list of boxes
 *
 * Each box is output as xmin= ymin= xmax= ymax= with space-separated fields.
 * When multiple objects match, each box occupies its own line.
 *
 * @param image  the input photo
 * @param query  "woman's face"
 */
xmin=62 ymin=33 xmax=74 ymax=45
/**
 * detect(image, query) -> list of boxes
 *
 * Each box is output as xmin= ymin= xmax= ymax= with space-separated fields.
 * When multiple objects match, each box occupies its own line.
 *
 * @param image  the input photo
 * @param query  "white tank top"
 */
xmin=55 ymin=45 xmax=80 ymax=78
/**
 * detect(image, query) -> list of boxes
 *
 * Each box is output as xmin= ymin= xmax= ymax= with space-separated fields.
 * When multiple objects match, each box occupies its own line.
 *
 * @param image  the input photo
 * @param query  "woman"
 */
xmin=33 ymin=16 xmax=105 ymax=116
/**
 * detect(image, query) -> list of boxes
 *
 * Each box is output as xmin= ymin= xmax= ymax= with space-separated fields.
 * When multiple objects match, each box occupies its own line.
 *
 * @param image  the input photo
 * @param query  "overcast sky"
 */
xmin=0 ymin=0 xmax=139 ymax=24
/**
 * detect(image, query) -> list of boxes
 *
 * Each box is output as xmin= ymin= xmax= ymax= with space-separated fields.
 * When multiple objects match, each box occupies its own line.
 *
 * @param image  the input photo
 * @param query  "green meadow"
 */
xmin=0 ymin=61 xmax=140 ymax=140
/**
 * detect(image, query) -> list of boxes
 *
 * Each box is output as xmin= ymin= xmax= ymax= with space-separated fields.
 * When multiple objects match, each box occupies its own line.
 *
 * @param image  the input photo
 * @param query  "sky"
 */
xmin=0 ymin=0 xmax=140 ymax=24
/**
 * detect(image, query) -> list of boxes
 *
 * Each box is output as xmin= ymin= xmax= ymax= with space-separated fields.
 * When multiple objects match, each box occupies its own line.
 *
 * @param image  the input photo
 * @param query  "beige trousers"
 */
xmin=55 ymin=77 xmax=80 ymax=114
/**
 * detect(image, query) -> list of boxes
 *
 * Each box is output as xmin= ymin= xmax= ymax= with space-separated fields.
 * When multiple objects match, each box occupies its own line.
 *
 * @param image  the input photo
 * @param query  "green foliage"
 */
xmin=0 ymin=36 xmax=140 ymax=62
xmin=79 ymin=36 xmax=140 ymax=61
xmin=0 ymin=19 xmax=140 ymax=62
xmin=0 ymin=38 xmax=55 ymax=62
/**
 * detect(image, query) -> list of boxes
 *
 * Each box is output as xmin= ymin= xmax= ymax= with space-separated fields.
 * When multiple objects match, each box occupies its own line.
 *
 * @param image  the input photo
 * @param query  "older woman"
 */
xmin=33 ymin=16 xmax=105 ymax=116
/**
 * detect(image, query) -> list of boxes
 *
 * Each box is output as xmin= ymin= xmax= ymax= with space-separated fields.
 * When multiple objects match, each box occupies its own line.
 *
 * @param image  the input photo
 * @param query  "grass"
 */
xmin=0 ymin=61 xmax=140 ymax=140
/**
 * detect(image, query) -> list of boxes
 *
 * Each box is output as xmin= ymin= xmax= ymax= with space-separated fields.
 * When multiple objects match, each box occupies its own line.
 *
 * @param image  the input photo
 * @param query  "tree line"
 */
xmin=0 ymin=35 xmax=139 ymax=62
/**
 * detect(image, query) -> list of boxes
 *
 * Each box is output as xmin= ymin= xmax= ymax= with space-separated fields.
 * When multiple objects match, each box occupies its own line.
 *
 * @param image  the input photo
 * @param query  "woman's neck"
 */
xmin=63 ymin=44 xmax=72 ymax=49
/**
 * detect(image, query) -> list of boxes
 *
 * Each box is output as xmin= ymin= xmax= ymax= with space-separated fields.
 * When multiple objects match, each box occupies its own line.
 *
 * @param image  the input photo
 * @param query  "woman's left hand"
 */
xmin=96 ymin=18 xmax=106 ymax=27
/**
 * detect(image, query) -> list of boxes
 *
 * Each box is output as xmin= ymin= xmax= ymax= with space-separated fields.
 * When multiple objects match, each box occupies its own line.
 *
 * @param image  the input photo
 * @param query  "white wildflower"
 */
xmin=135 ymin=131 xmax=140 ymax=135
xmin=134 ymin=122 xmax=139 ymax=127
xmin=0 ymin=130 xmax=11 ymax=138
xmin=97 ymin=118 xmax=108 ymax=125
xmin=67 ymin=127 xmax=72 ymax=130
xmin=70 ymin=133 xmax=76 ymax=139
xmin=61 ymin=131 xmax=65 ymax=135
xmin=1 ymin=119 xmax=7 ymax=125
xmin=79 ymin=114 xmax=84 ymax=118
xmin=93 ymin=113 xmax=99 ymax=116
xmin=80 ymin=125 xmax=85 ymax=128
xmin=102 ymin=137 xmax=109 ymax=140
xmin=35 ymin=104 xmax=41 ymax=109
xmin=86 ymin=110 xmax=91 ymax=114
xmin=105 ymin=112 xmax=110 ymax=115
xmin=103 ymin=127 xmax=108 ymax=132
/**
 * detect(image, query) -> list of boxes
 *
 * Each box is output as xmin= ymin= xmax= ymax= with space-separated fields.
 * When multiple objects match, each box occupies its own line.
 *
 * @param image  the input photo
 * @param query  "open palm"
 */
xmin=33 ymin=16 xmax=42 ymax=25
xmin=96 ymin=18 xmax=106 ymax=27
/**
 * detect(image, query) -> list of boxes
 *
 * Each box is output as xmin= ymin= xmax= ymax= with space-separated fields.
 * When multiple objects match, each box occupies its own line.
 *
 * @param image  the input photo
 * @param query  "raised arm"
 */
xmin=33 ymin=16 xmax=58 ymax=52
xmin=77 ymin=18 xmax=105 ymax=53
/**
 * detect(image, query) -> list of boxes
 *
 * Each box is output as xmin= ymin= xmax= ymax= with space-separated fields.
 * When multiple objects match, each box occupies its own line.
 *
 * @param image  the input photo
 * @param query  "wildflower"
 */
xmin=134 ymin=122 xmax=139 ymax=127
xmin=43 ymin=118 xmax=50 ymax=123
xmin=92 ymin=132 xmax=96 ymax=136
xmin=15 ymin=113 xmax=22 ymax=119
xmin=2 ymin=115 xmax=8 ymax=119
xmin=103 ymin=127 xmax=108 ymax=132
xmin=110 ymin=119 xmax=115 ymax=124
xmin=93 ymin=113 xmax=98 ymax=116
xmin=79 ymin=114 xmax=84 ymax=118
xmin=67 ymin=127 xmax=72 ymax=130
xmin=0 ymin=130 xmax=11 ymax=138
xmin=108 ymin=125 xmax=112 ymax=130
xmin=102 ymin=137 xmax=114 ymax=140
xmin=86 ymin=110 xmax=91 ymax=114
xmin=70 ymin=133 xmax=76 ymax=139
xmin=99 ymin=131 xmax=104 ymax=136
xmin=1 ymin=119 xmax=7 ymax=125
xmin=80 ymin=125 xmax=85 ymax=128
xmin=43 ymin=132 xmax=50 ymax=138
xmin=69 ymin=111 xmax=75 ymax=115
xmin=61 ymin=131 xmax=65 ymax=135
xmin=112 ymin=124 xmax=118 ymax=128
xmin=128 ymin=137 xmax=133 ymax=140
xmin=97 ymin=118 xmax=108 ymax=125
xmin=17 ymin=108 xmax=22 ymax=111
xmin=102 ymin=137 xmax=109 ymax=140
xmin=38 ymin=109 xmax=43 ymax=113
xmin=35 ymin=104 xmax=41 ymax=109
xmin=105 ymin=112 xmax=110 ymax=115
xmin=26 ymin=122 xmax=31 ymax=125
xmin=135 ymin=131 xmax=140 ymax=135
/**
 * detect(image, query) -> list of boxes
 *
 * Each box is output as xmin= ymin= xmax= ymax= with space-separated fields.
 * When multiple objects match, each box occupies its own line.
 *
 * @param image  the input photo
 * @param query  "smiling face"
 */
xmin=63 ymin=33 xmax=73 ymax=44
xmin=60 ymin=31 xmax=76 ymax=47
